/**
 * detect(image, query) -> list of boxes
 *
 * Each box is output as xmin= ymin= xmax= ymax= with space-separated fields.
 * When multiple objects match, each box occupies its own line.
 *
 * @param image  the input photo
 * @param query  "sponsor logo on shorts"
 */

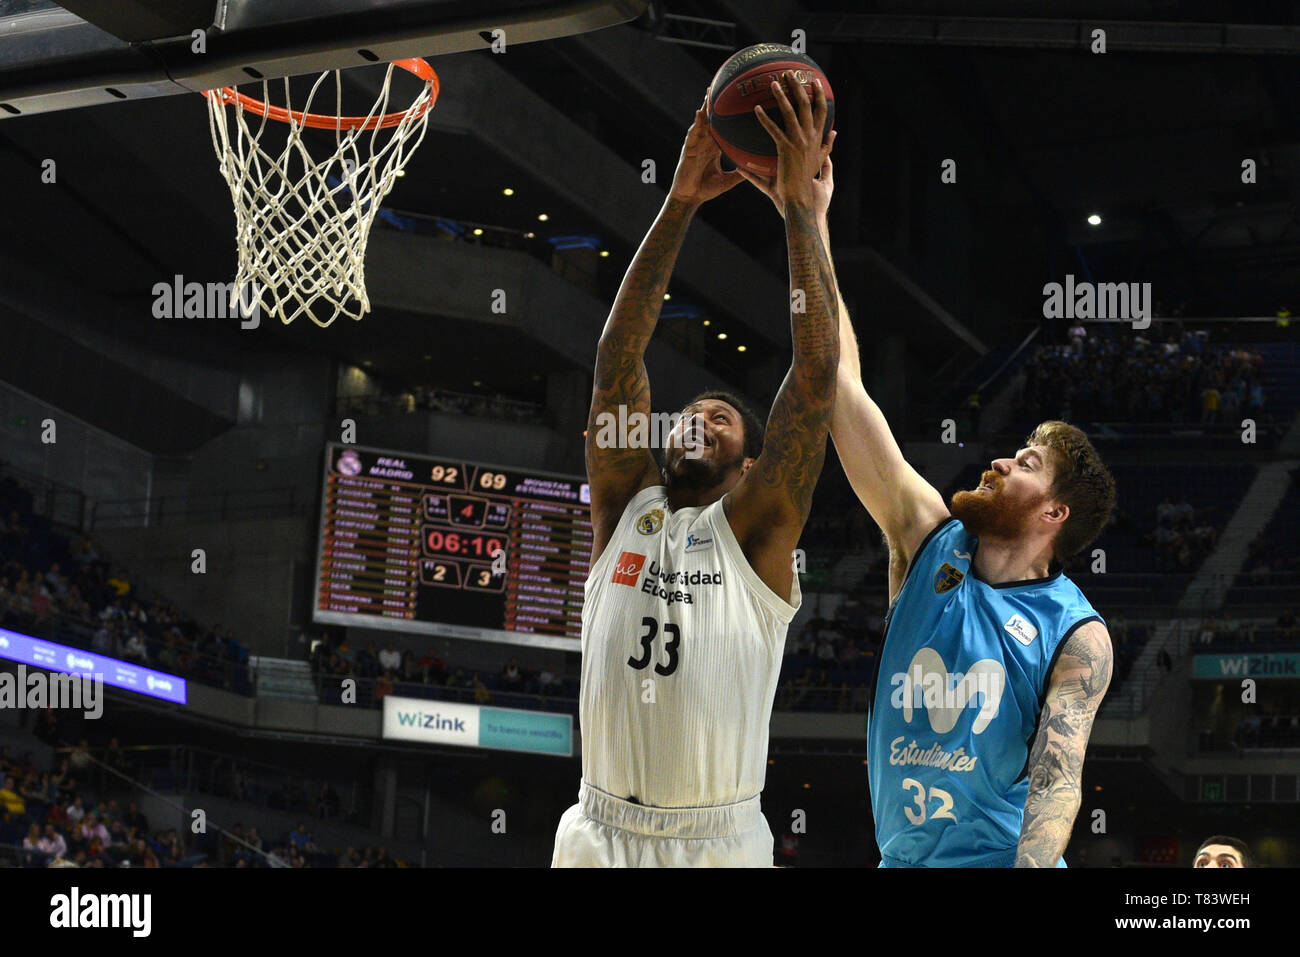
xmin=611 ymin=551 xmax=646 ymax=586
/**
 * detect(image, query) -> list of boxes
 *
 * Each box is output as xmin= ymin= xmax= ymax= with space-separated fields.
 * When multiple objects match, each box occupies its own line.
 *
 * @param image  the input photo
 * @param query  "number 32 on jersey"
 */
xmin=901 ymin=777 xmax=958 ymax=826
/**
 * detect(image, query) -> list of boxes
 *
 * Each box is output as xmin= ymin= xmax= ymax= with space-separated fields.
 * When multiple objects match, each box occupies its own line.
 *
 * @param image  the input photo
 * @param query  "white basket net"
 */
xmin=204 ymin=63 xmax=436 ymax=327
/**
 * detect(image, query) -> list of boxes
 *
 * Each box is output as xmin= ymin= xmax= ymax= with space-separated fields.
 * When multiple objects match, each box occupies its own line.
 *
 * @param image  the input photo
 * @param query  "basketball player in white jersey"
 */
xmin=551 ymin=74 xmax=838 ymax=867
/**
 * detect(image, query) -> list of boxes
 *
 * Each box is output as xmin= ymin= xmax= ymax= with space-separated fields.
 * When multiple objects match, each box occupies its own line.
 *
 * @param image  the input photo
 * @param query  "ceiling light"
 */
xmin=502 ymin=187 xmax=514 ymax=196
xmin=599 ymin=250 xmax=610 ymax=258
xmin=663 ymin=293 xmax=671 ymax=301
xmin=717 ymin=333 xmax=727 ymax=340
xmin=737 ymin=345 xmax=746 ymax=352
xmin=537 ymin=213 xmax=549 ymax=222
xmin=702 ymin=319 xmax=711 ymax=327
xmin=1087 ymin=213 xmax=1102 ymax=226
xmin=472 ymin=228 xmax=483 ymax=236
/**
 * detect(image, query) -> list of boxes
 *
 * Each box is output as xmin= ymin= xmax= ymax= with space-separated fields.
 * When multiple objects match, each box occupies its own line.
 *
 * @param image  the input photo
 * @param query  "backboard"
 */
xmin=0 ymin=0 xmax=647 ymax=118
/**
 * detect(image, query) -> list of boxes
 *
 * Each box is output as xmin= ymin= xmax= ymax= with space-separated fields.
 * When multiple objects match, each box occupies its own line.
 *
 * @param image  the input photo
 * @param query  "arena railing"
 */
xmin=88 ymin=485 xmax=304 ymax=530
xmin=312 ymin=671 xmax=579 ymax=715
xmin=313 ymin=670 xmax=877 ymax=716
xmin=904 ymin=325 xmax=1041 ymax=437
xmin=0 ymin=459 xmax=90 ymax=531
xmin=0 ymin=602 xmax=265 ymax=698
xmin=336 ymin=389 xmax=546 ymax=423
xmin=90 ymin=743 xmax=371 ymax=826
xmin=10 ymin=587 xmax=1263 ymax=725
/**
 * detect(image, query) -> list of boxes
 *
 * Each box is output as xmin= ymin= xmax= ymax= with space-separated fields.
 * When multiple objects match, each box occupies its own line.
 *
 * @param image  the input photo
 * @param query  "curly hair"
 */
xmin=1024 ymin=420 xmax=1117 ymax=563
xmin=686 ymin=391 xmax=765 ymax=460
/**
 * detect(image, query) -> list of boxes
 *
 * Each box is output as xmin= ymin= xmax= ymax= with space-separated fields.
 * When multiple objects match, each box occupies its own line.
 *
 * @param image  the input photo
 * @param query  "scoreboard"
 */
xmin=312 ymin=444 xmax=592 ymax=650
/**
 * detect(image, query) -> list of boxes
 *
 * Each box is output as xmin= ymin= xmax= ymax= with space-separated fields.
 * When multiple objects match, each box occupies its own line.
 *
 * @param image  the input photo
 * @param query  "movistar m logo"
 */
xmin=889 ymin=647 xmax=1005 ymax=734
xmin=396 ymin=710 xmax=467 ymax=732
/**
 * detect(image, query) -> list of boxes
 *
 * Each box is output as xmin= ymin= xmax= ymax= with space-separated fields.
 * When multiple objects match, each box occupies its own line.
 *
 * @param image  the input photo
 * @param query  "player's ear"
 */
xmin=740 ymin=456 xmax=757 ymax=475
xmin=1042 ymin=501 xmax=1069 ymax=525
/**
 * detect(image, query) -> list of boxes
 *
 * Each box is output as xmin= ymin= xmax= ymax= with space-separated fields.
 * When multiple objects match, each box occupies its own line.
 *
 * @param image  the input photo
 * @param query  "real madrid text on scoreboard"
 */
xmin=312 ymin=444 xmax=592 ymax=649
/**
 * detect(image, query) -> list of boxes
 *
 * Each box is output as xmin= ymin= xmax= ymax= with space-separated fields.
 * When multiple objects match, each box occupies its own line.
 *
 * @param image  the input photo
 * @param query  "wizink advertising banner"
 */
xmin=0 ymin=626 xmax=188 ymax=704
xmin=382 ymin=694 xmax=572 ymax=756
xmin=1193 ymin=653 xmax=1300 ymax=680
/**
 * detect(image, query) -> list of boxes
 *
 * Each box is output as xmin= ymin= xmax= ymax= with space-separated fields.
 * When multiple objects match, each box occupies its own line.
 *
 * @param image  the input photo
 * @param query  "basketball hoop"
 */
xmin=203 ymin=59 xmax=439 ymax=327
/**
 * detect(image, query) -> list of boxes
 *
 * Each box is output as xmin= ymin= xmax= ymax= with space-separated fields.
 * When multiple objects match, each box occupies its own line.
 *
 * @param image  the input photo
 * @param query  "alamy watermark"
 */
xmin=152 ymin=275 xmax=263 ymax=329
xmin=0 ymin=665 xmax=102 ymax=719
xmin=592 ymin=405 xmax=706 ymax=459
xmin=1042 ymin=273 xmax=1151 ymax=329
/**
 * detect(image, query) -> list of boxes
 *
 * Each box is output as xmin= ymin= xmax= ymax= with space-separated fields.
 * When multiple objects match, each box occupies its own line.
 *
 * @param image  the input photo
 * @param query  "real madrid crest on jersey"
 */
xmin=934 ymin=561 xmax=965 ymax=593
xmin=636 ymin=508 xmax=664 ymax=535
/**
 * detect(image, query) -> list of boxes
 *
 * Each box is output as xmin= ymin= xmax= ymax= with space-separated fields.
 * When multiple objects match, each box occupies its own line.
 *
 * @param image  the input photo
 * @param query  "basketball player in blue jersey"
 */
xmin=742 ymin=147 xmax=1117 ymax=868
xmin=552 ymin=74 xmax=838 ymax=867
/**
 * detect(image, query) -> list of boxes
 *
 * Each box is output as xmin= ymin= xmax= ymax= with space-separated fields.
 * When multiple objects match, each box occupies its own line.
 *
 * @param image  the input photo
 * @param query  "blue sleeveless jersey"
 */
xmin=867 ymin=517 xmax=1103 ymax=868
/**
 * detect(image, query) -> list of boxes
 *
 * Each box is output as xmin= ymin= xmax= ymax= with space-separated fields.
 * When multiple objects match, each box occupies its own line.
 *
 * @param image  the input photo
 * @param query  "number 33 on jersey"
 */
xmin=579 ymin=486 xmax=800 ymax=808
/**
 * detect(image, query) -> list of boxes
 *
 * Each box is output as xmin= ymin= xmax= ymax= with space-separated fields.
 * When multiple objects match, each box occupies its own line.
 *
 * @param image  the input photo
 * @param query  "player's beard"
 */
xmin=950 ymin=484 xmax=1046 ymax=542
xmin=663 ymin=447 xmax=744 ymax=493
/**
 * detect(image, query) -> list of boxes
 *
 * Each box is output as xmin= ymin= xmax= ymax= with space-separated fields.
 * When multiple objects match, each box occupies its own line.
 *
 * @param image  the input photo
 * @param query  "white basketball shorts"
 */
xmin=551 ymin=781 xmax=773 ymax=868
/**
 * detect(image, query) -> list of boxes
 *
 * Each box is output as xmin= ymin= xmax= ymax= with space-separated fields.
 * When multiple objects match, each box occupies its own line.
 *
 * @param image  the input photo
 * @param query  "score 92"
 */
xmin=428 ymin=464 xmax=463 ymax=488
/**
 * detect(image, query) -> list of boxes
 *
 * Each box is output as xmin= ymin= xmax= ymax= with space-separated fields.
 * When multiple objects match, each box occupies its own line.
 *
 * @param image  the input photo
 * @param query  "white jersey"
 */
xmin=579 ymin=484 xmax=800 ymax=808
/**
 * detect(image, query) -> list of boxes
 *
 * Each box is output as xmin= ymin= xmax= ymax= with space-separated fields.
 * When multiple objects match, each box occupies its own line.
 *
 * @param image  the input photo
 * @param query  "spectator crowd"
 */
xmin=1145 ymin=495 xmax=1221 ymax=572
xmin=1243 ymin=533 xmax=1300 ymax=582
xmin=1021 ymin=324 xmax=1267 ymax=427
xmin=1195 ymin=610 xmax=1300 ymax=651
xmin=1 ymin=704 xmax=404 ymax=868
xmin=307 ymin=632 xmax=575 ymax=711
xmin=0 ymin=475 xmax=253 ymax=694
xmin=1232 ymin=710 xmax=1300 ymax=750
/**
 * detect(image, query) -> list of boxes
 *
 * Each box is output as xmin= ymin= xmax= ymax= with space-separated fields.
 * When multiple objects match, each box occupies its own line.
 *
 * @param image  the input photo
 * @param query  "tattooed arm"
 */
xmin=1015 ymin=620 xmax=1114 ymax=867
xmin=725 ymin=72 xmax=839 ymax=600
xmin=739 ymin=121 xmax=946 ymax=604
xmin=587 ymin=95 xmax=742 ymax=563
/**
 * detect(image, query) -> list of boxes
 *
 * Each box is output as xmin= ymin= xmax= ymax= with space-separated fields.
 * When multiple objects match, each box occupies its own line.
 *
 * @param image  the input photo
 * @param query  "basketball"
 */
xmin=707 ymin=43 xmax=835 ymax=176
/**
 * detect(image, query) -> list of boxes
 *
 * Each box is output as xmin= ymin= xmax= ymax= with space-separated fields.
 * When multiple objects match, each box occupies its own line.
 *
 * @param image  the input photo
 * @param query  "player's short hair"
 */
xmin=1023 ymin=420 xmax=1117 ymax=563
xmin=1195 ymin=835 xmax=1254 ymax=867
xmin=686 ymin=391 xmax=765 ymax=460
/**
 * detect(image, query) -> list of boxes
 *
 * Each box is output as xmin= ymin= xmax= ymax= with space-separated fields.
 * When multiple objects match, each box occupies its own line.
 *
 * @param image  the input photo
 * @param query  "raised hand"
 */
xmin=746 ymin=72 xmax=833 ymax=216
xmin=668 ymin=92 xmax=745 ymax=207
xmin=739 ymin=129 xmax=836 ymax=223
